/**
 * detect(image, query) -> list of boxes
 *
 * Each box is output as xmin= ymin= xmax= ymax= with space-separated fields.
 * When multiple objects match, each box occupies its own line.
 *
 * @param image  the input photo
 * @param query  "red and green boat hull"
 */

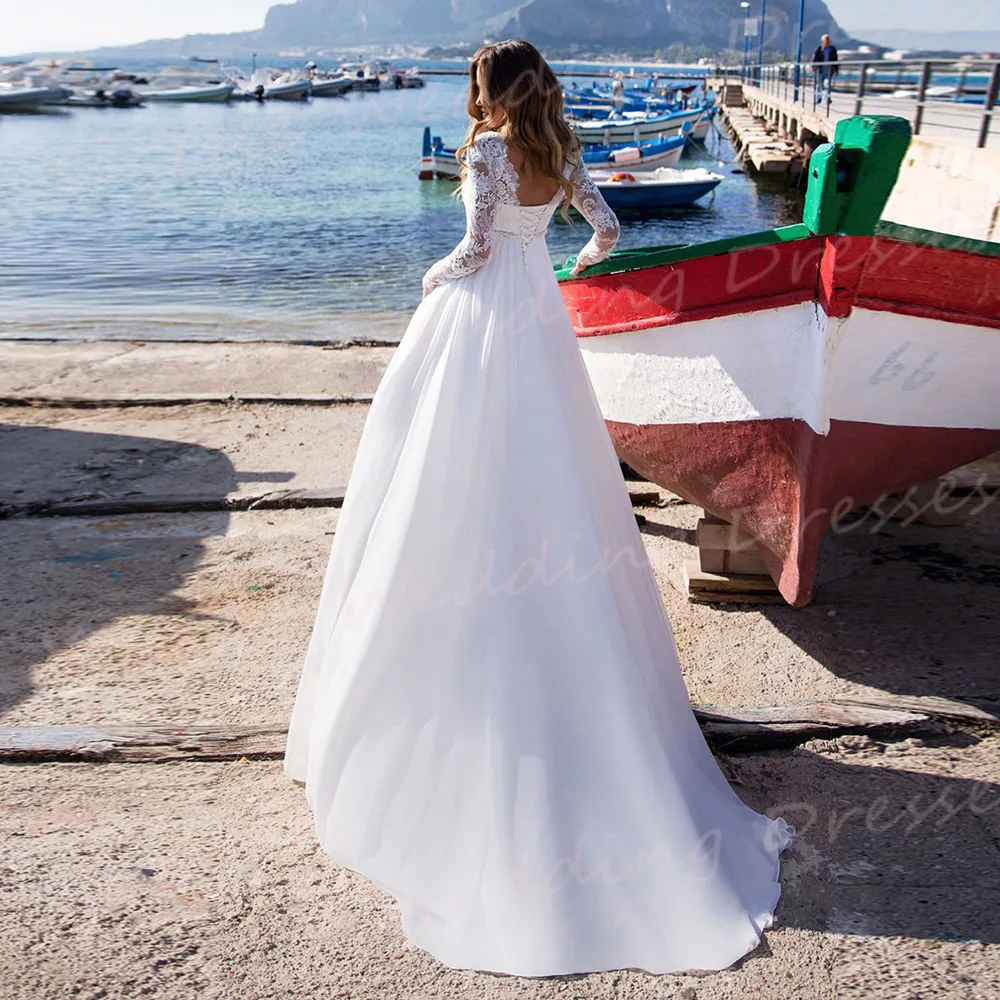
xmin=558 ymin=116 xmax=1000 ymax=605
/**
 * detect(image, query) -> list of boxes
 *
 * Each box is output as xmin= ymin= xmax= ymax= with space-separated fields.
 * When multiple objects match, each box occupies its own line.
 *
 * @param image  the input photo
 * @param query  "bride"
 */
xmin=284 ymin=39 xmax=795 ymax=978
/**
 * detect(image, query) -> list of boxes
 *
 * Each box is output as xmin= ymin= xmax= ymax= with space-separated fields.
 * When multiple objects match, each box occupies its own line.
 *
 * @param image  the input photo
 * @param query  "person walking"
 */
xmin=283 ymin=38 xmax=795 ymax=978
xmin=811 ymin=33 xmax=839 ymax=105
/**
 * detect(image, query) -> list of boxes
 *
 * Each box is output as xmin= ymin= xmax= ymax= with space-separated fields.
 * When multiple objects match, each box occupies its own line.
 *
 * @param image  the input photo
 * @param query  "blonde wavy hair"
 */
xmin=455 ymin=40 xmax=580 ymax=221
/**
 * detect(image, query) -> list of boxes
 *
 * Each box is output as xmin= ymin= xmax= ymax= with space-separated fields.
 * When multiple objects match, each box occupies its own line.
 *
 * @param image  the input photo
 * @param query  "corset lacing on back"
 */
xmin=493 ymin=202 xmax=559 ymax=262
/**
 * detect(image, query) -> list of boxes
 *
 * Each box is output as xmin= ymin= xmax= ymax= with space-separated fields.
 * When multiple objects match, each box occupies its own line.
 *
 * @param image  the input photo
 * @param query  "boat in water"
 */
xmin=581 ymin=127 xmax=690 ymax=170
xmin=571 ymin=104 xmax=712 ymax=145
xmin=308 ymin=75 xmax=353 ymax=97
xmin=588 ymin=165 xmax=724 ymax=210
xmin=558 ymin=114 xmax=1000 ymax=605
xmin=418 ymin=128 xmax=459 ymax=179
xmin=0 ymin=83 xmax=72 ymax=111
xmin=419 ymin=125 xmax=693 ymax=181
xmin=0 ymin=61 xmax=73 ymax=110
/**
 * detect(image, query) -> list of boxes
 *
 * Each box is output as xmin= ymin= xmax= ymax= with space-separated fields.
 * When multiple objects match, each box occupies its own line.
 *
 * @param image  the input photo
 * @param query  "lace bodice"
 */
xmin=422 ymin=131 xmax=620 ymax=295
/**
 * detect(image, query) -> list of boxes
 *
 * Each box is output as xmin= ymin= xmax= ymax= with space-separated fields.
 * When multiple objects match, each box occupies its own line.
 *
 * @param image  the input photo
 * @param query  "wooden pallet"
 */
xmin=680 ymin=512 xmax=783 ymax=603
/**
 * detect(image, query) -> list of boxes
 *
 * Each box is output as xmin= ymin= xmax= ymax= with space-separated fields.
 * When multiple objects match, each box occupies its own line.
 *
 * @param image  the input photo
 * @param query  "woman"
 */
xmin=284 ymin=40 xmax=794 ymax=978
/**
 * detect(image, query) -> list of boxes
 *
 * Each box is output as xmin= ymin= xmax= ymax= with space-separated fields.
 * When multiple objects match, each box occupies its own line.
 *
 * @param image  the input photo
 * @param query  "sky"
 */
xmin=0 ymin=0 xmax=996 ymax=56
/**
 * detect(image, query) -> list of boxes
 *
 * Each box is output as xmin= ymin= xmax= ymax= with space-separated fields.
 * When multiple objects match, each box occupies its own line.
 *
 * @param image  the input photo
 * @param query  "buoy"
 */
xmin=609 ymin=172 xmax=637 ymax=183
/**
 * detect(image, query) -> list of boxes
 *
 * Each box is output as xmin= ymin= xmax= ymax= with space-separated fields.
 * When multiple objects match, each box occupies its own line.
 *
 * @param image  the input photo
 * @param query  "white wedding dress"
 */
xmin=284 ymin=131 xmax=795 ymax=977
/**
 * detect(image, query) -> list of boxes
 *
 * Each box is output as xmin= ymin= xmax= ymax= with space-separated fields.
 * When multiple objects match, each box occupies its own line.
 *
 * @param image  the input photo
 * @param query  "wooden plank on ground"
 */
xmin=3 ymin=486 xmax=656 ymax=519
xmin=0 ymin=486 xmax=349 ymax=518
xmin=1 ymin=695 xmax=970 ymax=761
xmin=682 ymin=557 xmax=784 ymax=604
xmin=0 ymin=393 xmax=375 ymax=408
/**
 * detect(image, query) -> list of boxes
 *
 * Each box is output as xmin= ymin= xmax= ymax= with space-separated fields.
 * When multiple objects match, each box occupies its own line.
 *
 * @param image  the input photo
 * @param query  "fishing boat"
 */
xmin=418 ymin=128 xmax=460 ymax=179
xmin=581 ymin=127 xmax=690 ymax=170
xmin=418 ymin=126 xmax=693 ymax=181
xmin=588 ymin=166 xmax=723 ymax=210
xmin=558 ymin=114 xmax=1000 ymax=606
xmin=571 ymin=105 xmax=710 ymax=145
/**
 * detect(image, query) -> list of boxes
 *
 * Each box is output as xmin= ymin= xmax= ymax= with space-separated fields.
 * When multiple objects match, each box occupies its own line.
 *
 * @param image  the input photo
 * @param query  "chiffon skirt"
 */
xmin=283 ymin=233 xmax=795 ymax=977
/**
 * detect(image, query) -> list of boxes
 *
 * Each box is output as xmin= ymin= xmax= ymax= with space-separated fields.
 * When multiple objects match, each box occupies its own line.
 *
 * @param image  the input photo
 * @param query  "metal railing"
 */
xmin=714 ymin=58 xmax=1000 ymax=148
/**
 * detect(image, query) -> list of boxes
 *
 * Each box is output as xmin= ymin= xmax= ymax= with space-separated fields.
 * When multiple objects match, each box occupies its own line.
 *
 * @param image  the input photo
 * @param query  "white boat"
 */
xmin=340 ymin=61 xmax=386 ymax=91
xmin=571 ymin=106 xmax=708 ymax=145
xmin=264 ymin=71 xmax=312 ymax=101
xmin=308 ymin=74 xmax=352 ymax=97
xmin=0 ymin=83 xmax=72 ymax=110
xmin=234 ymin=68 xmax=311 ymax=101
xmin=64 ymin=86 xmax=144 ymax=107
xmin=0 ymin=60 xmax=73 ymax=110
xmin=392 ymin=67 xmax=426 ymax=89
xmin=139 ymin=82 xmax=234 ymax=102
xmin=130 ymin=61 xmax=235 ymax=102
xmin=586 ymin=166 xmax=724 ymax=210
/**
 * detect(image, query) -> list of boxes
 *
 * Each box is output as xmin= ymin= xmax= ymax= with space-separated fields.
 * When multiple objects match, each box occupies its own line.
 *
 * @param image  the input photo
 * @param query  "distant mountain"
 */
xmin=501 ymin=0 xmax=851 ymax=53
xmin=847 ymin=28 xmax=1000 ymax=54
xmin=11 ymin=0 xmax=854 ymax=61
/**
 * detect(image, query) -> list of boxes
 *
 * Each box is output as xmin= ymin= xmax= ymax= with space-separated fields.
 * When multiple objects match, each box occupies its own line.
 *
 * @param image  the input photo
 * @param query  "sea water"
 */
xmin=0 ymin=63 xmax=805 ymax=342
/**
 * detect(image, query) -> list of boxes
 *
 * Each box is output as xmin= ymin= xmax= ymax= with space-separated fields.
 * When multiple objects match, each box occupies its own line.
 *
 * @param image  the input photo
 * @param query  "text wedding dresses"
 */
xmin=284 ymin=131 xmax=795 ymax=977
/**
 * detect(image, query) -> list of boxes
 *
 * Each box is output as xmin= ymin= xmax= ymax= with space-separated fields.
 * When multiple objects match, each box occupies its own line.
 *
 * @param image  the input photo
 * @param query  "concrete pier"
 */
xmin=708 ymin=77 xmax=1000 ymax=241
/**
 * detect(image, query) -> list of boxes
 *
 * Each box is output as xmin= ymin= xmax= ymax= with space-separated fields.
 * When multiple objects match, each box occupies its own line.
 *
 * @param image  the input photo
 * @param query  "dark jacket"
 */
xmin=811 ymin=44 xmax=839 ymax=73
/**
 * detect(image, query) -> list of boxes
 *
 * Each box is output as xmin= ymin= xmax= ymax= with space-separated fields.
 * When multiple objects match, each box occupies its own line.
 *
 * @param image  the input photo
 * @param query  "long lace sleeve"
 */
xmin=422 ymin=135 xmax=504 ymax=295
xmin=566 ymin=155 xmax=620 ymax=272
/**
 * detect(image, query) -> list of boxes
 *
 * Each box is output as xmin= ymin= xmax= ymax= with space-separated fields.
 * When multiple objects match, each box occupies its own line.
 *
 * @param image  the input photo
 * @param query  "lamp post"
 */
xmin=755 ymin=0 xmax=767 ymax=84
xmin=740 ymin=2 xmax=751 ymax=82
xmin=792 ymin=0 xmax=804 ymax=101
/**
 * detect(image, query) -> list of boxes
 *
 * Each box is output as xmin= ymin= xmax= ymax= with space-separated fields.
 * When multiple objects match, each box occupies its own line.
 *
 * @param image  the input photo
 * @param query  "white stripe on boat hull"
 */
xmin=579 ymin=304 xmax=1000 ymax=434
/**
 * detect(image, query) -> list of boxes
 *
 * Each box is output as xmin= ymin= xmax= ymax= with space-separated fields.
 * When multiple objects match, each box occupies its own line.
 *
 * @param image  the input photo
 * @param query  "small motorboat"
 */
xmin=581 ymin=126 xmax=690 ymax=170
xmin=392 ymin=67 xmax=426 ymax=89
xmin=65 ymin=86 xmax=144 ymax=107
xmin=571 ymin=105 xmax=710 ymax=145
xmin=341 ymin=62 xmax=382 ymax=91
xmin=308 ymin=74 xmax=353 ymax=97
xmin=0 ymin=84 xmax=72 ymax=110
xmin=138 ymin=81 xmax=234 ymax=102
xmin=261 ymin=70 xmax=312 ymax=100
xmin=129 ymin=60 xmax=236 ymax=102
xmin=0 ymin=60 xmax=74 ymax=110
xmin=587 ymin=166 xmax=724 ymax=210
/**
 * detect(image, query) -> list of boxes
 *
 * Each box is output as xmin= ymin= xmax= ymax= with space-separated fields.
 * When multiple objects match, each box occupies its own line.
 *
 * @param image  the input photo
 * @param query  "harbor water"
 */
xmin=0 ymin=63 xmax=805 ymax=342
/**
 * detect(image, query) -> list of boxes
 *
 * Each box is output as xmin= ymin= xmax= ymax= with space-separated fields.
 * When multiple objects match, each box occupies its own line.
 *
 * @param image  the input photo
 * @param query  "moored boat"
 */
xmin=588 ymin=165 xmax=723 ymax=210
xmin=0 ymin=84 xmax=72 ymax=110
xmin=418 ymin=127 xmax=460 ymax=179
xmin=418 ymin=126 xmax=695 ymax=182
xmin=581 ymin=127 xmax=690 ymax=170
xmin=309 ymin=75 xmax=352 ymax=97
xmin=558 ymin=114 xmax=1000 ymax=606
xmin=139 ymin=82 xmax=234 ymax=102
xmin=571 ymin=105 xmax=710 ymax=145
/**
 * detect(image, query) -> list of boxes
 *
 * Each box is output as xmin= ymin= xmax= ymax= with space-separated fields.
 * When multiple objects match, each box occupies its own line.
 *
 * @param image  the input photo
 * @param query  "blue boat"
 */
xmin=587 ymin=166 xmax=724 ymax=211
xmin=571 ymin=104 xmax=712 ymax=145
xmin=580 ymin=126 xmax=690 ymax=169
